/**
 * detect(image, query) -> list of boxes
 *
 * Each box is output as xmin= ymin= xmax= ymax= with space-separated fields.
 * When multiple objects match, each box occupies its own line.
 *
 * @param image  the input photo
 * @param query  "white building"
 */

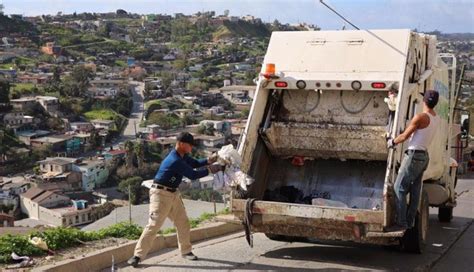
xmin=36 ymin=96 xmax=59 ymax=113
xmin=73 ymin=160 xmax=109 ymax=191
xmin=3 ymin=112 xmax=34 ymax=128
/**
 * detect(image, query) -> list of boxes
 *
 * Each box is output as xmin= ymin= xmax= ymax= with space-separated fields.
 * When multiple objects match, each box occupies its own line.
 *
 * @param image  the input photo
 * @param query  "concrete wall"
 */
xmin=20 ymin=196 xmax=40 ymax=219
xmin=38 ymin=194 xmax=70 ymax=209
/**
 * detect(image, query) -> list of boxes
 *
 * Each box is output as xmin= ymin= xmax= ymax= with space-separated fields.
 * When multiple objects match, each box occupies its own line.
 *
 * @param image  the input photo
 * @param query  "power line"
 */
xmin=319 ymin=0 xmax=360 ymax=30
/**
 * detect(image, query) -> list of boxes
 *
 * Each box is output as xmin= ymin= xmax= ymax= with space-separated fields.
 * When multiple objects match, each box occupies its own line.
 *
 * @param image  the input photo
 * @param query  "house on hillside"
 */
xmin=20 ymin=187 xmax=110 ymax=227
xmin=73 ymin=160 xmax=109 ymax=191
xmin=10 ymin=97 xmax=36 ymax=111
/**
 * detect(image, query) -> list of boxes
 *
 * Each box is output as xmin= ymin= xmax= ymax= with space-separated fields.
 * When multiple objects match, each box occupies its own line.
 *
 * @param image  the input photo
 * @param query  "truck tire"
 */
xmin=438 ymin=206 xmax=453 ymax=222
xmin=400 ymin=190 xmax=429 ymax=254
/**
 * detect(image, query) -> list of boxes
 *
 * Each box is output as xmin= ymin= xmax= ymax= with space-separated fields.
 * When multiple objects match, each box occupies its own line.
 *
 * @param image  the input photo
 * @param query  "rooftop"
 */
xmin=38 ymin=157 xmax=77 ymax=165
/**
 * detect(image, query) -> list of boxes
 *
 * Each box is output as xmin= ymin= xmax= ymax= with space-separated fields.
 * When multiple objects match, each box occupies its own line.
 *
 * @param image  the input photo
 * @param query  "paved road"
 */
xmin=111 ymin=178 xmax=473 ymax=271
xmin=122 ymin=81 xmax=145 ymax=141
xmin=82 ymin=199 xmax=226 ymax=232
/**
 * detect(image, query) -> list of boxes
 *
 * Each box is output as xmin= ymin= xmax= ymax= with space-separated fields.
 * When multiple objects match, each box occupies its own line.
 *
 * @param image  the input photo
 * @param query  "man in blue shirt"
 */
xmin=128 ymin=132 xmax=222 ymax=267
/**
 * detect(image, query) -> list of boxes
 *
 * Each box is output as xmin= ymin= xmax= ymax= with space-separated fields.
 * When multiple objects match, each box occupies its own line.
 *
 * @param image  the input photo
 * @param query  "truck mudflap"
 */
xmin=232 ymin=199 xmax=401 ymax=245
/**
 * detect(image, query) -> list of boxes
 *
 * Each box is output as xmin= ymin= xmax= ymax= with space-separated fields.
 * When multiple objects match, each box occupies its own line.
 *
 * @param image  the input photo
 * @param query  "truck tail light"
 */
xmin=371 ymin=82 xmax=386 ymax=89
xmin=275 ymin=81 xmax=288 ymax=88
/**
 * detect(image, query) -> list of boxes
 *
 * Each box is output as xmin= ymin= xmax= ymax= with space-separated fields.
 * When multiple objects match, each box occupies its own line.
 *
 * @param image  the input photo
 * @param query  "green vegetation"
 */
xmin=118 ymin=176 xmax=143 ymax=205
xmin=213 ymin=20 xmax=270 ymax=40
xmin=0 ymin=222 xmax=142 ymax=263
xmin=84 ymin=109 xmax=117 ymax=121
xmin=181 ymin=188 xmax=223 ymax=203
xmin=0 ymin=14 xmax=38 ymax=39
xmin=115 ymin=60 xmax=127 ymax=67
xmin=146 ymin=112 xmax=182 ymax=129
xmin=0 ymin=208 xmax=230 ymax=263
xmin=145 ymin=99 xmax=163 ymax=110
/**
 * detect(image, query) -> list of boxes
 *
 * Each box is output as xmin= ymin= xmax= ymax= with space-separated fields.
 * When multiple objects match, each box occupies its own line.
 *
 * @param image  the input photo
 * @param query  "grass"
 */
xmin=115 ymin=60 xmax=127 ymax=67
xmin=84 ymin=109 xmax=118 ymax=121
xmin=145 ymin=99 xmax=162 ymax=110
xmin=0 ymin=63 xmax=13 ymax=69
xmin=11 ymin=83 xmax=36 ymax=91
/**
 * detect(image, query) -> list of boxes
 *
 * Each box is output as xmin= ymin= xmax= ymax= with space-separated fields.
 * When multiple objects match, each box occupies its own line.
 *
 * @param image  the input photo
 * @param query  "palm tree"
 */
xmin=134 ymin=141 xmax=145 ymax=169
xmin=124 ymin=140 xmax=135 ymax=168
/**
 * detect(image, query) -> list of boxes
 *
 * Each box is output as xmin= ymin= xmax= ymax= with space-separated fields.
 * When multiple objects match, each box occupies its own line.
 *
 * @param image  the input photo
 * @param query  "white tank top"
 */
xmin=408 ymin=112 xmax=439 ymax=151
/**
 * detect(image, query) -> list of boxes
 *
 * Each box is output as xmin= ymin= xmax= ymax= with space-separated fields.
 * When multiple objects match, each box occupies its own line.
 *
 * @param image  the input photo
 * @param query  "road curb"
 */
xmin=33 ymin=222 xmax=243 ymax=272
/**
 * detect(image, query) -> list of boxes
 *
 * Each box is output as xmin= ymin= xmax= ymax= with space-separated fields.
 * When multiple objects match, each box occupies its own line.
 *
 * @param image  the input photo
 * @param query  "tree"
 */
xmin=198 ymin=122 xmax=216 ymax=136
xmin=116 ymin=9 xmax=128 ymax=16
xmin=134 ymin=141 xmax=145 ymax=169
xmin=62 ymin=65 xmax=94 ymax=97
xmin=124 ymin=140 xmax=135 ymax=168
xmin=118 ymin=176 xmax=143 ymax=205
xmin=0 ymin=4 xmax=4 ymax=15
xmin=0 ymin=80 xmax=10 ymax=105
xmin=224 ymin=10 xmax=230 ymax=17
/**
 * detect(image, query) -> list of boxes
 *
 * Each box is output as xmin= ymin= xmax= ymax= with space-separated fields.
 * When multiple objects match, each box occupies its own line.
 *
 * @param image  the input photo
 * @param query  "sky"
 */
xmin=2 ymin=0 xmax=474 ymax=33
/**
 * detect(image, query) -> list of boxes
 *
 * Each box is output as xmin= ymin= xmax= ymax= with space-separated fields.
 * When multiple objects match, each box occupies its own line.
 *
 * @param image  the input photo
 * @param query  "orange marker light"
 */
xmin=265 ymin=63 xmax=275 ymax=75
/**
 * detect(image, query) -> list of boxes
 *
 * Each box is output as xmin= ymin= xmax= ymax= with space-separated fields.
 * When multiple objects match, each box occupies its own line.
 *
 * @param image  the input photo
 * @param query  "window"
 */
xmin=75 ymin=215 xmax=79 ymax=223
xmin=82 ymin=214 xmax=86 ymax=222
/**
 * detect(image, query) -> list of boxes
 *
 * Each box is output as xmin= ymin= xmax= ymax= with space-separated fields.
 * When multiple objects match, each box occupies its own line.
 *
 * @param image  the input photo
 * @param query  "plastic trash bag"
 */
xmin=217 ymin=144 xmax=242 ymax=166
xmin=213 ymin=171 xmax=225 ymax=190
xmin=141 ymin=179 xmax=154 ymax=189
xmin=312 ymin=198 xmax=348 ymax=208
xmin=29 ymin=237 xmax=49 ymax=251
xmin=215 ymin=145 xmax=254 ymax=191
xmin=9 ymin=252 xmax=34 ymax=268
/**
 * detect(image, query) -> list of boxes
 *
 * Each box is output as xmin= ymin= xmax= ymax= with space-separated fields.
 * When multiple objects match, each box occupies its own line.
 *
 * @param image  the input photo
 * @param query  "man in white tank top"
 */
xmin=386 ymin=90 xmax=439 ymax=231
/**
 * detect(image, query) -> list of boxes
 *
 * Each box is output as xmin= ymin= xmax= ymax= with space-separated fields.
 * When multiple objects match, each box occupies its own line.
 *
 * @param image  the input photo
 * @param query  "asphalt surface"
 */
xmin=82 ymin=199 xmax=226 ymax=232
xmin=110 ymin=178 xmax=473 ymax=272
xmin=122 ymin=81 xmax=145 ymax=141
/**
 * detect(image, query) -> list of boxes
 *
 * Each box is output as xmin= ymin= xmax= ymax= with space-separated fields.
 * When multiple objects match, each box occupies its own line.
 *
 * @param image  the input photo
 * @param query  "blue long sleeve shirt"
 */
xmin=154 ymin=149 xmax=209 ymax=188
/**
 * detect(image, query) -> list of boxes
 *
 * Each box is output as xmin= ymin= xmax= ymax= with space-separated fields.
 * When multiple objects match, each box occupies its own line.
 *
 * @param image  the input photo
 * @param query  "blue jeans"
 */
xmin=394 ymin=150 xmax=429 ymax=228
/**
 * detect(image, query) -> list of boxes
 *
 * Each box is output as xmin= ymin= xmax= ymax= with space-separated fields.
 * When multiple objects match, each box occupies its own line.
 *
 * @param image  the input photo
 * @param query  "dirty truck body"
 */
xmin=232 ymin=30 xmax=458 ymax=250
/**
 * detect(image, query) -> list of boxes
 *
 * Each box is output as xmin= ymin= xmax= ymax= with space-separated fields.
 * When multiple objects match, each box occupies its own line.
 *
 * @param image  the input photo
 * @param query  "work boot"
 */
xmin=182 ymin=252 xmax=198 ymax=260
xmin=127 ymin=256 xmax=140 ymax=267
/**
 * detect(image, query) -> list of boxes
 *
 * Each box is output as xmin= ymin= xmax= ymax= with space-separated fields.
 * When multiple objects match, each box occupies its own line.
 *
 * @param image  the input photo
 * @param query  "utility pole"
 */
xmin=128 ymin=184 xmax=132 ymax=223
xmin=134 ymin=120 xmax=137 ymax=139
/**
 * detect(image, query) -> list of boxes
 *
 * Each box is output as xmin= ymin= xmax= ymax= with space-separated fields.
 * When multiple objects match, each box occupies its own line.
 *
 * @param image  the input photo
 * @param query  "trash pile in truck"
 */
xmin=263 ymin=185 xmax=381 ymax=210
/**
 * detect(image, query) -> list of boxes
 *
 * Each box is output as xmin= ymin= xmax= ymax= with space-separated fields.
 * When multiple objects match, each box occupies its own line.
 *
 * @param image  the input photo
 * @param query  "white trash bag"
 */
xmin=214 ymin=144 xmax=254 ymax=191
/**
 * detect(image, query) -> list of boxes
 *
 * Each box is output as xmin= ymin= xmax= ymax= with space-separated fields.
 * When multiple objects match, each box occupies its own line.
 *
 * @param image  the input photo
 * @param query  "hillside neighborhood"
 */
xmin=0 ymin=6 xmax=473 ymax=267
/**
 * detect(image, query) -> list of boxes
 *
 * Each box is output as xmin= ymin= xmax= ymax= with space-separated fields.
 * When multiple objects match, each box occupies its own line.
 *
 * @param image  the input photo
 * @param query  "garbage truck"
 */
xmin=231 ymin=29 xmax=460 ymax=253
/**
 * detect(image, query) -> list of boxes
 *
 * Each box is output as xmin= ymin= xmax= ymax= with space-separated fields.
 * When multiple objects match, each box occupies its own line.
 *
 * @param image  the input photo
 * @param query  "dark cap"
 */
xmin=176 ymin=132 xmax=194 ymax=145
xmin=423 ymin=90 xmax=439 ymax=108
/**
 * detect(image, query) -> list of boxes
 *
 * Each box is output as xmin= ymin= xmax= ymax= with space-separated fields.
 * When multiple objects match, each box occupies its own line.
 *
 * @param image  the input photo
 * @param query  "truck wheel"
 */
xmin=438 ymin=206 xmax=453 ymax=222
xmin=400 ymin=190 xmax=429 ymax=254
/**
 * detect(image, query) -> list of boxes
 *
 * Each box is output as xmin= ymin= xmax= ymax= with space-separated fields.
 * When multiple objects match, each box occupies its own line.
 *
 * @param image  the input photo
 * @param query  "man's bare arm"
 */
xmin=393 ymin=114 xmax=423 ymax=144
